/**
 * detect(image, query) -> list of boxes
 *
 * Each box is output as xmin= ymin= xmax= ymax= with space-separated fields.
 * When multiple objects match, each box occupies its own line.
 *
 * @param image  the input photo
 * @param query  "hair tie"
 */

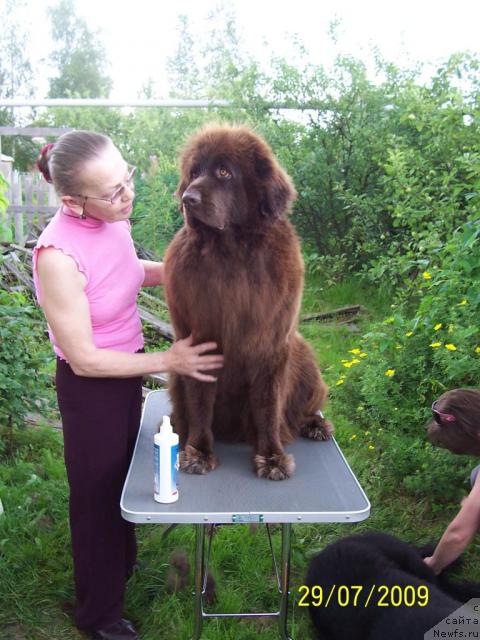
xmin=40 ymin=142 xmax=55 ymax=157
xmin=36 ymin=143 xmax=55 ymax=183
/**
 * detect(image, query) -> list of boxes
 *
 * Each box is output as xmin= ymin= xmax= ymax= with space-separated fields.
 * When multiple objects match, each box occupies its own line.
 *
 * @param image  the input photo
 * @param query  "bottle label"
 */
xmin=171 ymin=443 xmax=179 ymax=493
xmin=154 ymin=442 xmax=160 ymax=494
xmin=154 ymin=441 xmax=179 ymax=499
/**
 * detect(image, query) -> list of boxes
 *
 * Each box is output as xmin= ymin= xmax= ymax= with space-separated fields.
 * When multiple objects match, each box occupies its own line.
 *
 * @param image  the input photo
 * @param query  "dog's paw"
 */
xmin=254 ymin=452 xmax=295 ymax=480
xmin=179 ymin=444 xmax=218 ymax=474
xmin=300 ymin=414 xmax=334 ymax=441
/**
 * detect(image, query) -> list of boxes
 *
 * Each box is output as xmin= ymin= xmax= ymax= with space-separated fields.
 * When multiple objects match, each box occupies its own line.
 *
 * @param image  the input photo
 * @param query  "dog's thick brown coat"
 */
xmin=164 ymin=124 xmax=332 ymax=480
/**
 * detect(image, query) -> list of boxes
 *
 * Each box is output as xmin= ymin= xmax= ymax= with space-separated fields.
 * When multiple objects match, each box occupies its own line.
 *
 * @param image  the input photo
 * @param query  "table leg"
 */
xmin=192 ymin=524 xmax=205 ymax=640
xmin=278 ymin=523 xmax=293 ymax=640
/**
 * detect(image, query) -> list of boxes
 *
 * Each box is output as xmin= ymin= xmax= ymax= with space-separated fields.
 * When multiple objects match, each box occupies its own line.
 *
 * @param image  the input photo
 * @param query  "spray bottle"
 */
xmin=154 ymin=415 xmax=179 ymax=503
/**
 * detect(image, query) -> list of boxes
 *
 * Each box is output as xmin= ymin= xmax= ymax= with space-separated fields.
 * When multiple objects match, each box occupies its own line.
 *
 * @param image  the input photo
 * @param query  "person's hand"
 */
xmin=165 ymin=334 xmax=224 ymax=382
xmin=423 ymin=556 xmax=440 ymax=575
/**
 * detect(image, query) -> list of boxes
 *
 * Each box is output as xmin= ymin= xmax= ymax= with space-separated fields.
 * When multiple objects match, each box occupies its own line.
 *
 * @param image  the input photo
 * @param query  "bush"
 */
xmin=331 ymin=215 xmax=480 ymax=498
xmin=0 ymin=291 xmax=52 ymax=455
xmin=131 ymin=151 xmax=183 ymax=254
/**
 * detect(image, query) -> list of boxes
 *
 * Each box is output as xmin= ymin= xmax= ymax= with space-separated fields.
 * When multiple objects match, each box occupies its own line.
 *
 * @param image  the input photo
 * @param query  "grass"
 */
xmin=1 ymin=273 xmax=479 ymax=639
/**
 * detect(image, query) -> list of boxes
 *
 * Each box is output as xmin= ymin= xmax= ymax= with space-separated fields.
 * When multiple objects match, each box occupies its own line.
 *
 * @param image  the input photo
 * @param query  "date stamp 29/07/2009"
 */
xmin=298 ymin=584 xmax=430 ymax=608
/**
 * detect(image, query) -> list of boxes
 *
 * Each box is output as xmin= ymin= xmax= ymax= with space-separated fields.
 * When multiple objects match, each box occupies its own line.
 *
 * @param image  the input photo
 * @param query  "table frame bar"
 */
xmin=191 ymin=523 xmax=293 ymax=640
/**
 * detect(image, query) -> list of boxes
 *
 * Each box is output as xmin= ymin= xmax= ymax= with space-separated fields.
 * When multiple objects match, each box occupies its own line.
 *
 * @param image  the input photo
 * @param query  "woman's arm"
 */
xmin=424 ymin=474 xmax=480 ymax=574
xmin=140 ymin=259 xmax=164 ymax=287
xmin=36 ymin=248 xmax=223 ymax=380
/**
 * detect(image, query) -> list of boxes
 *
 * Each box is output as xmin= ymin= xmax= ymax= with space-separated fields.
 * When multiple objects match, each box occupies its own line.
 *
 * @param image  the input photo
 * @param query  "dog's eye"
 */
xmin=190 ymin=170 xmax=199 ymax=180
xmin=217 ymin=166 xmax=231 ymax=179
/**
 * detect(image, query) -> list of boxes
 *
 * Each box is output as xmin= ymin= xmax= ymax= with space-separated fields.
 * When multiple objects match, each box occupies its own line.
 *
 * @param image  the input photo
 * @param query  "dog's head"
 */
xmin=176 ymin=124 xmax=297 ymax=232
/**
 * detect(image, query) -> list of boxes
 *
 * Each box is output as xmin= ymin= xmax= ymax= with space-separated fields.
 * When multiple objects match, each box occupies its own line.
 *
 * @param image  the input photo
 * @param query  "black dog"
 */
xmin=305 ymin=531 xmax=480 ymax=640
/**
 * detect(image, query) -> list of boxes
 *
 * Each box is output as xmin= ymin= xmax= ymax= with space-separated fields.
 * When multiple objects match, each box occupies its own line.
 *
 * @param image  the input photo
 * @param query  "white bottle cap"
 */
xmin=160 ymin=415 xmax=172 ymax=435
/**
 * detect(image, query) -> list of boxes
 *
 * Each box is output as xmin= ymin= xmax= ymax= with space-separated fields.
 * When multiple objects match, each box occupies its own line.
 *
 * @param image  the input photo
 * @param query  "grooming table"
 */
xmin=121 ymin=390 xmax=370 ymax=640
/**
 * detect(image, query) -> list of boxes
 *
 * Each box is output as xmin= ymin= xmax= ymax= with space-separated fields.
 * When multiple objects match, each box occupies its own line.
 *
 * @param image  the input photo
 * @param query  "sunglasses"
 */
xmin=431 ymin=400 xmax=456 ymax=425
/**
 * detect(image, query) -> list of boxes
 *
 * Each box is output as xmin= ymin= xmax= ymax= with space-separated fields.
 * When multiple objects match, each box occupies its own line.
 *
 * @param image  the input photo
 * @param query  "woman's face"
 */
xmin=65 ymin=143 xmax=135 ymax=223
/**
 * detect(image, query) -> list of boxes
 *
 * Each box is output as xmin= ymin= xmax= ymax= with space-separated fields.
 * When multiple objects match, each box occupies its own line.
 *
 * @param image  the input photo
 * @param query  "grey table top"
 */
xmin=121 ymin=390 xmax=370 ymax=524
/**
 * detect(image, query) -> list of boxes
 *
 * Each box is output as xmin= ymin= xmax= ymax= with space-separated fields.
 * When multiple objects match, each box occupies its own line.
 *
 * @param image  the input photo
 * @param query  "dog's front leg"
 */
xmin=179 ymin=378 xmax=218 ymax=475
xmin=249 ymin=369 xmax=295 ymax=480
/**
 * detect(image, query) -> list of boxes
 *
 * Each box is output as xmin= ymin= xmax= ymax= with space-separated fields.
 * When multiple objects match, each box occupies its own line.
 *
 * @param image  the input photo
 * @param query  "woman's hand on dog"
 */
xmin=166 ymin=334 xmax=224 ymax=382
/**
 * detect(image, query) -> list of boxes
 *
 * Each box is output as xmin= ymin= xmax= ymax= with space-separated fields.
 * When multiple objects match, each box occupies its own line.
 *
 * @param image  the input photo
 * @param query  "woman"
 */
xmin=34 ymin=130 xmax=223 ymax=640
xmin=424 ymin=388 xmax=480 ymax=575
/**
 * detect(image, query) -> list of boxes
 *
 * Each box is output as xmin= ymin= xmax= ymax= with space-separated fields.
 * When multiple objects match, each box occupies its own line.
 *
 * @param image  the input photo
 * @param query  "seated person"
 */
xmin=424 ymin=388 xmax=480 ymax=574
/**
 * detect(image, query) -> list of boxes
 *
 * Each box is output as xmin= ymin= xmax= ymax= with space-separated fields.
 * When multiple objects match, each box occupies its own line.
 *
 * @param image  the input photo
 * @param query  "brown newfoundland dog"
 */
xmin=163 ymin=123 xmax=333 ymax=480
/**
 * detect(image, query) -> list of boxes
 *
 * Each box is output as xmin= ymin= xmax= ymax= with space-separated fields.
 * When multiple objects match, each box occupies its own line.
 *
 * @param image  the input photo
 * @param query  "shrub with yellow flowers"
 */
xmin=332 ymin=217 xmax=480 ymax=446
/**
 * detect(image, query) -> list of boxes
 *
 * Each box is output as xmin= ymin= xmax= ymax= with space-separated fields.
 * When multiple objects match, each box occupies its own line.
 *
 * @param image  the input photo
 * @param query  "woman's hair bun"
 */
xmin=36 ymin=143 xmax=55 ymax=183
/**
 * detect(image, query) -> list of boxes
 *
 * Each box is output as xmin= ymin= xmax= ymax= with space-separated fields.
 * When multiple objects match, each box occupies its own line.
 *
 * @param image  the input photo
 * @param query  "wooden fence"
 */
xmin=2 ymin=169 xmax=59 ymax=244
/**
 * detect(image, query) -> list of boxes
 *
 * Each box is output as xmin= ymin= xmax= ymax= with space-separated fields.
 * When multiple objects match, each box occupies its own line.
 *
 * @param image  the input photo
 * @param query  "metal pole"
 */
xmin=0 ymin=98 xmax=321 ymax=110
xmin=192 ymin=524 xmax=205 ymax=640
xmin=0 ymin=99 xmax=232 ymax=108
xmin=278 ymin=524 xmax=293 ymax=640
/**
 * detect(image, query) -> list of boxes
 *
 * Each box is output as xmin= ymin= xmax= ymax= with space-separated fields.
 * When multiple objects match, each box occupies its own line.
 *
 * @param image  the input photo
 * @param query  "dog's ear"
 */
xmin=254 ymin=152 xmax=297 ymax=218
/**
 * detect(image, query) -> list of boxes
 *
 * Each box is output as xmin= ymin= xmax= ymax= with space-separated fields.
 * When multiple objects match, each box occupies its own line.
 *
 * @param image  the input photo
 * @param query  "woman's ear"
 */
xmin=61 ymin=195 xmax=84 ymax=216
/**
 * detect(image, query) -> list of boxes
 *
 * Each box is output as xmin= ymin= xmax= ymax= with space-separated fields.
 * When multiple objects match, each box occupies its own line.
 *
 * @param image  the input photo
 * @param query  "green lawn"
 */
xmin=1 ymin=274 xmax=478 ymax=640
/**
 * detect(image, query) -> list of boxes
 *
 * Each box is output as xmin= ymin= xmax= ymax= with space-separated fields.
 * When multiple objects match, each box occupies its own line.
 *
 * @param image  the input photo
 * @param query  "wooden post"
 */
xmin=0 ymin=154 xmax=13 ymax=240
xmin=23 ymin=173 xmax=34 ymax=242
xmin=12 ymin=171 xmax=24 ymax=245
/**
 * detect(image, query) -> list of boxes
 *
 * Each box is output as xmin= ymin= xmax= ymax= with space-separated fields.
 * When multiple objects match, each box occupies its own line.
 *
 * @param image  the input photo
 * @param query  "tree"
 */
xmin=0 ymin=0 xmax=34 ymax=102
xmin=0 ymin=0 xmax=37 ymax=167
xmin=166 ymin=3 xmax=255 ymax=102
xmin=166 ymin=15 xmax=202 ymax=99
xmin=47 ymin=0 xmax=112 ymax=98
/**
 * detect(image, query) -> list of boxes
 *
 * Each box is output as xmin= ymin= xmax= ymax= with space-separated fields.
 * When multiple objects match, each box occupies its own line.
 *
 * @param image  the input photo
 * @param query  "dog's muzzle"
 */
xmin=182 ymin=188 xmax=202 ymax=208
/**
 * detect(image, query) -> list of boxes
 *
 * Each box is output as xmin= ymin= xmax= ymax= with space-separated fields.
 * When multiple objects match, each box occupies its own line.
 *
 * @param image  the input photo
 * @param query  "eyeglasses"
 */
xmin=77 ymin=165 xmax=136 ymax=205
xmin=431 ymin=400 xmax=456 ymax=425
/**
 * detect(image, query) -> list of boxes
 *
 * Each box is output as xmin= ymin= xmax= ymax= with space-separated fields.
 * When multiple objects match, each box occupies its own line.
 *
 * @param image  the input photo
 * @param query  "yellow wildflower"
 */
xmin=343 ymin=362 xmax=353 ymax=368
xmin=368 ymin=445 xmax=375 ymax=450
xmin=350 ymin=434 xmax=357 ymax=440
xmin=349 ymin=348 xmax=361 ymax=355
xmin=445 ymin=344 xmax=457 ymax=351
xmin=459 ymin=299 xmax=468 ymax=306
xmin=475 ymin=347 xmax=480 ymax=354
xmin=336 ymin=379 xmax=345 ymax=386
xmin=430 ymin=342 xmax=442 ymax=348
xmin=405 ymin=331 xmax=414 ymax=337
xmin=360 ymin=353 xmax=367 ymax=358
xmin=434 ymin=323 xmax=442 ymax=331
xmin=351 ymin=359 xmax=361 ymax=364
xmin=385 ymin=369 xmax=395 ymax=377
xmin=422 ymin=272 xmax=432 ymax=280
xmin=364 ymin=430 xmax=370 ymax=435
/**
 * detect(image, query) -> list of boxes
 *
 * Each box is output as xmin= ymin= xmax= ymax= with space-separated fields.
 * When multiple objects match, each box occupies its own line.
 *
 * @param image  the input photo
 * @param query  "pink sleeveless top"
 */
xmin=33 ymin=206 xmax=145 ymax=360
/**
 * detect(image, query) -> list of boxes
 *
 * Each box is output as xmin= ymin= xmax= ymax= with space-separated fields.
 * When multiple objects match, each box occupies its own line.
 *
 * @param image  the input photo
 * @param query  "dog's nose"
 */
xmin=182 ymin=189 xmax=201 ymax=207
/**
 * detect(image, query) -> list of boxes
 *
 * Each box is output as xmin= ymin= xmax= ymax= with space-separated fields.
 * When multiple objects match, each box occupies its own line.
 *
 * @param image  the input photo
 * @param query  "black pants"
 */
xmin=55 ymin=357 xmax=143 ymax=630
